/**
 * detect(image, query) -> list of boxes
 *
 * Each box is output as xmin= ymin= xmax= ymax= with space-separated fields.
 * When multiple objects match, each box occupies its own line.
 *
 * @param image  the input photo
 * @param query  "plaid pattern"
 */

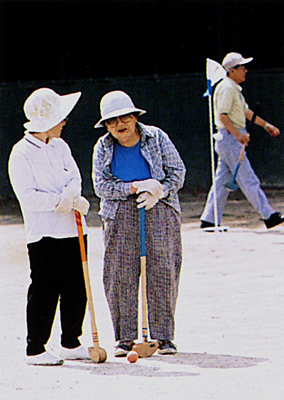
xmin=103 ymin=196 xmax=182 ymax=342
xmin=92 ymin=122 xmax=186 ymax=221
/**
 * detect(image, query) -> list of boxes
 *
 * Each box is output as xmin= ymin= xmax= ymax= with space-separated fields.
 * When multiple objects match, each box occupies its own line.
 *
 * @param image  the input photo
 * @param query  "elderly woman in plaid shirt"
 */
xmin=93 ymin=90 xmax=186 ymax=356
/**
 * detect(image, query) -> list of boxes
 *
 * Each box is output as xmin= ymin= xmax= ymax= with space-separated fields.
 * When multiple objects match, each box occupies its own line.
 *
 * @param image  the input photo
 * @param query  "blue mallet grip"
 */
xmin=139 ymin=207 xmax=146 ymax=257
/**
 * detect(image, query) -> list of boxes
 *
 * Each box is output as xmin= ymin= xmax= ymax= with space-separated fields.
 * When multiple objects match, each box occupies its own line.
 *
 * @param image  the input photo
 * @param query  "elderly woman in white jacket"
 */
xmin=9 ymin=88 xmax=90 ymax=366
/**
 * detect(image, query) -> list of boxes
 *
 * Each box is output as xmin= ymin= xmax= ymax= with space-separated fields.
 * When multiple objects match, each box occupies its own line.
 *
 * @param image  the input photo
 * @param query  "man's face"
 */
xmin=229 ymin=65 xmax=248 ymax=84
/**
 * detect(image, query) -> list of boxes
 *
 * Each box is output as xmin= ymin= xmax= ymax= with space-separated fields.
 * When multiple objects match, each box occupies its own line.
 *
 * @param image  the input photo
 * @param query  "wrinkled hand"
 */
xmin=136 ymin=192 xmax=159 ymax=210
xmin=56 ymin=186 xmax=79 ymax=215
xmin=265 ymin=123 xmax=280 ymax=138
xmin=132 ymin=179 xmax=164 ymax=198
xmin=73 ymin=196 xmax=90 ymax=215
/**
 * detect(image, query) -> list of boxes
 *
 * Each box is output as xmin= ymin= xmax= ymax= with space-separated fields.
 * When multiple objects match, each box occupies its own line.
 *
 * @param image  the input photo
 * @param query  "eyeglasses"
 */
xmin=232 ymin=65 xmax=246 ymax=71
xmin=105 ymin=113 xmax=133 ymax=127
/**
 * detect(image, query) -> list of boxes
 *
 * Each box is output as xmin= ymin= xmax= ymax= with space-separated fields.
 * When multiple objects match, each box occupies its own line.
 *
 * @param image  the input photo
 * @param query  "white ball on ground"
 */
xmin=127 ymin=350 xmax=138 ymax=363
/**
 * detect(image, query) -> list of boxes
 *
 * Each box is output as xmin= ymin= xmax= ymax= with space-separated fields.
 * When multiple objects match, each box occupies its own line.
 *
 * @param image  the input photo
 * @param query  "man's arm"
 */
xmin=219 ymin=113 xmax=250 ymax=145
xmin=245 ymin=109 xmax=280 ymax=137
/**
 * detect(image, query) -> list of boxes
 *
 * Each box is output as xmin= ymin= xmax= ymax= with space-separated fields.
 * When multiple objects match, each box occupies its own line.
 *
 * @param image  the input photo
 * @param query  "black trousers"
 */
xmin=26 ymin=236 xmax=87 ymax=356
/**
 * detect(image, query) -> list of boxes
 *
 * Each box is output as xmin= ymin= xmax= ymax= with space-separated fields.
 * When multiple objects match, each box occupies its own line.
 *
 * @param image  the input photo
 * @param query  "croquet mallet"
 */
xmin=224 ymin=105 xmax=259 ymax=192
xmin=224 ymin=144 xmax=246 ymax=191
xmin=75 ymin=210 xmax=107 ymax=363
xmin=133 ymin=207 xmax=159 ymax=358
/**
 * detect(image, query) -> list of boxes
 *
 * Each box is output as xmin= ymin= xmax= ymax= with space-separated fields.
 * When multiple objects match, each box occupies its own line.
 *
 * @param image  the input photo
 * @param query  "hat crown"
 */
xmin=24 ymin=88 xmax=62 ymax=132
xmin=222 ymin=52 xmax=242 ymax=66
xmin=100 ymin=91 xmax=135 ymax=119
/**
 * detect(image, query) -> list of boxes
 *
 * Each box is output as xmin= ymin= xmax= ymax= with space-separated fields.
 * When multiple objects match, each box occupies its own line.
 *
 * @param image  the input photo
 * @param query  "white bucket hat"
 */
xmin=94 ymin=90 xmax=146 ymax=128
xmin=222 ymin=52 xmax=253 ymax=72
xmin=23 ymin=88 xmax=81 ymax=132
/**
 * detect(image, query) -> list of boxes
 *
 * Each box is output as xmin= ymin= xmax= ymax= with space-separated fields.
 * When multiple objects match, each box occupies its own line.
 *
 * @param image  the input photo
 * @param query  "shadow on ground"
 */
xmin=62 ymin=352 xmax=268 ymax=377
xmin=63 ymin=361 xmax=199 ymax=378
xmin=148 ymin=352 xmax=269 ymax=369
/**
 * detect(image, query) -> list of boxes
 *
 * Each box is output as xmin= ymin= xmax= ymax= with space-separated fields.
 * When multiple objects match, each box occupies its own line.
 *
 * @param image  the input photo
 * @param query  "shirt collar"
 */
xmin=226 ymin=76 xmax=243 ymax=92
xmin=137 ymin=122 xmax=154 ymax=142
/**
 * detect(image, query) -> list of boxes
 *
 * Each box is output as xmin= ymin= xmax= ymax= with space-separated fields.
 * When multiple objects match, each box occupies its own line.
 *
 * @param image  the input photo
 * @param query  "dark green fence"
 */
xmin=1 ymin=69 xmax=284 ymax=200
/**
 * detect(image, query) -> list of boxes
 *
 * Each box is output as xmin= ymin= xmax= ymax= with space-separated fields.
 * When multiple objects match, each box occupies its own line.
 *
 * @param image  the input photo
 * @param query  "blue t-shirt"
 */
xmin=111 ymin=140 xmax=151 ymax=182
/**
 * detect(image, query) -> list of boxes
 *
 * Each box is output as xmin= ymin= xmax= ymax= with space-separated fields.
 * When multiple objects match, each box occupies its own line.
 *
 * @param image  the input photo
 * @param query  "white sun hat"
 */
xmin=23 ymin=88 xmax=81 ymax=132
xmin=94 ymin=90 xmax=146 ymax=128
xmin=222 ymin=52 xmax=253 ymax=72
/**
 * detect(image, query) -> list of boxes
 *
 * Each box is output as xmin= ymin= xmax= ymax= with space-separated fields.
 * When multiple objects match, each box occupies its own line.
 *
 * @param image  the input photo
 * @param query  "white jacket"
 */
xmin=8 ymin=133 xmax=87 ymax=243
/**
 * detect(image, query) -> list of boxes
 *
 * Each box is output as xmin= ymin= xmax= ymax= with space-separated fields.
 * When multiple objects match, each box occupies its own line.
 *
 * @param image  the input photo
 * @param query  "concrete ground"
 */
xmin=1 ymin=191 xmax=283 ymax=399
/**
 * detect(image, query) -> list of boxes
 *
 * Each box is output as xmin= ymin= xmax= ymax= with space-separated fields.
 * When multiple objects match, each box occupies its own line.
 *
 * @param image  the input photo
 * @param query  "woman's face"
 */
xmin=48 ymin=119 xmax=67 ymax=140
xmin=105 ymin=113 xmax=139 ymax=147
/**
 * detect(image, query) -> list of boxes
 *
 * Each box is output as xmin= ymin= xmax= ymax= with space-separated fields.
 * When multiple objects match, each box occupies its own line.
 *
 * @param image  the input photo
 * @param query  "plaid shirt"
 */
xmin=92 ymin=122 xmax=186 ymax=220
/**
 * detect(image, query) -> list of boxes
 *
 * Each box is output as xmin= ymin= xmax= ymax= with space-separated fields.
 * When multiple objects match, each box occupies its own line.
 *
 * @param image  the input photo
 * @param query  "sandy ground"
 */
xmin=1 ymin=190 xmax=284 ymax=400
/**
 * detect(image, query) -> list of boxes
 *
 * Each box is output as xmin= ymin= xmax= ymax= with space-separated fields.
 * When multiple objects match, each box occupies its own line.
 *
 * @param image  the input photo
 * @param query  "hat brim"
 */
xmin=24 ymin=92 xmax=81 ymax=132
xmin=239 ymin=57 xmax=253 ymax=66
xmin=94 ymin=107 xmax=146 ymax=128
xmin=60 ymin=91 xmax=82 ymax=121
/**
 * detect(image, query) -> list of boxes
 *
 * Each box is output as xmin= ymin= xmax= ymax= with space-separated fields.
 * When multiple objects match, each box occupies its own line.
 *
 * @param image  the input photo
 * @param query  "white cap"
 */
xmin=94 ymin=90 xmax=146 ymax=128
xmin=23 ymin=88 xmax=81 ymax=132
xmin=222 ymin=52 xmax=253 ymax=72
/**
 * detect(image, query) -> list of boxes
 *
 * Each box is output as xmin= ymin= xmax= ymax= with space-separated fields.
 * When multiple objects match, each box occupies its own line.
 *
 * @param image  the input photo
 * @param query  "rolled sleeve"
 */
xmin=157 ymin=129 xmax=186 ymax=198
xmin=216 ymin=87 xmax=235 ymax=115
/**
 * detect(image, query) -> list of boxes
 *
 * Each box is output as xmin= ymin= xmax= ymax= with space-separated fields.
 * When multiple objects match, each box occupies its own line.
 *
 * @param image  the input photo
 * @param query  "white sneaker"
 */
xmin=60 ymin=345 xmax=90 ymax=360
xmin=26 ymin=351 xmax=64 ymax=366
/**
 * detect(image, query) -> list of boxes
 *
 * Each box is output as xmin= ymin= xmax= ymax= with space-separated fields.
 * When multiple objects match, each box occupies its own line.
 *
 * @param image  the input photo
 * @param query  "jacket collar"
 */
xmin=24 ymin=132 xmax=56 ymax=148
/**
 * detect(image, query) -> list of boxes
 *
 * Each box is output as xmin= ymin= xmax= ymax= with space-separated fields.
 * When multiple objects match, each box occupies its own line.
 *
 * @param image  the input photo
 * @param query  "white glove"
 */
xmin=132 ymin=179 xmax=164 ymax=198
xmin=56 ymin=186 xmax=79 ymax=215
xmin=73 ymin=196 xmax=90 ymax=215
xmin=136 ymin=192 xmax=159 ymax=210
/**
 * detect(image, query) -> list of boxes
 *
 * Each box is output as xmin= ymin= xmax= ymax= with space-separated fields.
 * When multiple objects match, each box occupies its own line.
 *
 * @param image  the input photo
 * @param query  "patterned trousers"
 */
xmin=103 ymin=197 xmax=182 ymax=342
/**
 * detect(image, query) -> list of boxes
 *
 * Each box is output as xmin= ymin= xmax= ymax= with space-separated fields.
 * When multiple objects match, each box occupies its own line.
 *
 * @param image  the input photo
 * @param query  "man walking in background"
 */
xmin=200 ymin=52 xmax=283 ymax=229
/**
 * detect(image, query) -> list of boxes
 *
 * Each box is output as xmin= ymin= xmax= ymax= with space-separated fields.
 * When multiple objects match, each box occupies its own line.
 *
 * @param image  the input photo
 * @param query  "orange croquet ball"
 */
xmin=127 ymin=350 xmax=138 ymax=363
